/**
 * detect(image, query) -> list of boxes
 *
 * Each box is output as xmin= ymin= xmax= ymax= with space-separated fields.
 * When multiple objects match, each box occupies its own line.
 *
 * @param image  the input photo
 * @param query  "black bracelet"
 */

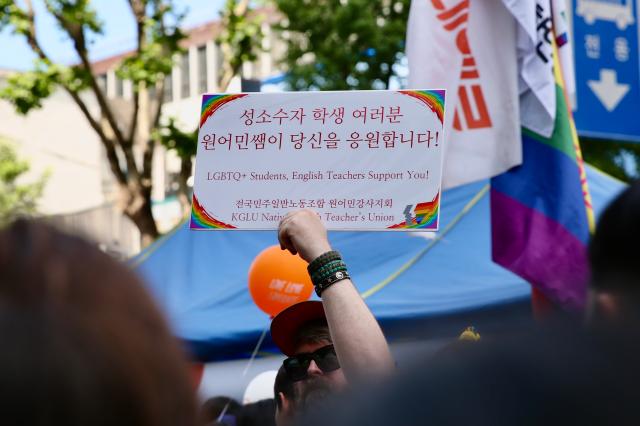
xmin=310 ymin=260 xmax=346 ymax=282
xmin=313 ymin=266 xmax=348 ymax=287
xmin=315 ymin=270 xmax=350 ymax=297
xmin=307 ymin=250 xmax=342 ymax=275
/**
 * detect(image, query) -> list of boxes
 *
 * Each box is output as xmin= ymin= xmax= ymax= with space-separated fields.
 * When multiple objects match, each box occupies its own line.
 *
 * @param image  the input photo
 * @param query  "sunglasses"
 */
xmin=283 ymin=344 xmax=341 ymax=382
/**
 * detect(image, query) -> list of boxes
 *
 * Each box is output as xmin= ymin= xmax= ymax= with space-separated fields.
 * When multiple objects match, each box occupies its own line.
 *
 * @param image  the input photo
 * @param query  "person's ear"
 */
xmin=594 ymin=292 xmax=620 ymax=321
xmin=275 ymin=392 xmax=293 ymax=426
xmin=599 ymin=293 xmax=617 ymax=315
xmin=279 ymin=392 xmax=292 ymax=415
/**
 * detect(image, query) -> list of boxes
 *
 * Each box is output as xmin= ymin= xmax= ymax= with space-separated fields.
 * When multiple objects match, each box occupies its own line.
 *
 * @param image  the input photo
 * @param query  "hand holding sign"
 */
xmin=278 ymin=209 xmax=331 ymax=263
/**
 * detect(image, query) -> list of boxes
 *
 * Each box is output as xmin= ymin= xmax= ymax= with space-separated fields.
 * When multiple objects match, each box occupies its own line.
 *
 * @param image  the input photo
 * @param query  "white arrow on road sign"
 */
xmin=587 ymin=69 xmax=630 ymax=112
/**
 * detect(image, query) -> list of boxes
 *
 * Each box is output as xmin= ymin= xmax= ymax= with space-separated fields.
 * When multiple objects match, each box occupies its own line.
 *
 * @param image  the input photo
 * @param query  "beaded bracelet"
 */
xmin=307 ymin=251 xmax=350 ymax=296
xmin=312 ymin=266 xmax=348 ymax=287
xmin=307 ymin=250 xmax=342 ymax=276
xmin=310 ymin=260 xmax=346 ymax=282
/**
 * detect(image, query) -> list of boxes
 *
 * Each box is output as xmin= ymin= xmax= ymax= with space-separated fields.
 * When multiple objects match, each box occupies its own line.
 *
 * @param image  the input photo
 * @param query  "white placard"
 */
xmin=191 ymin=90 xmax=445 ymax=230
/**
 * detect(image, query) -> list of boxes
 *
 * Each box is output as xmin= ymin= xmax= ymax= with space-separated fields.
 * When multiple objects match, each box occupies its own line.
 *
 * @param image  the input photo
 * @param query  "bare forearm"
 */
xmin=277 ymin=209 xmax=394 ymax=382
xmin=321 ymin=277 xmax=395 ymax=383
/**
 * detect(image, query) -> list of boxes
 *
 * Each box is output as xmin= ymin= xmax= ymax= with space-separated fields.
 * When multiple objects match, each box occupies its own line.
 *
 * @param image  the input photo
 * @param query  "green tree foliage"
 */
xmin=217 ymin=0 xmax=264 ymax=90
xmin=0 ymin=0 xmax=185 ymax=245
xmin=273 ymin=0 xmax=409 ymax=90
xmin=157 ymin=0 xmax=264 ymax=216
xmin=0 ymin=138 xmax=47 ymax=226
xmin=156 ymin=118 xmax=197 ymax=216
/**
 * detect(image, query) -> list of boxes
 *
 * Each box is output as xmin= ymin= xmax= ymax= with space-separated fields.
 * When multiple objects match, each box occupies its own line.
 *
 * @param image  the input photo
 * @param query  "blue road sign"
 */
xmin=573 ymin=0 xmax=640 ymax=142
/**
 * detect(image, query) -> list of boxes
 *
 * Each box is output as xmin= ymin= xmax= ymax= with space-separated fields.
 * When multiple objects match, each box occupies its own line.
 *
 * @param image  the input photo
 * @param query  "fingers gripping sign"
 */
xmin=278 ymin=210 xmax=332 ymax=263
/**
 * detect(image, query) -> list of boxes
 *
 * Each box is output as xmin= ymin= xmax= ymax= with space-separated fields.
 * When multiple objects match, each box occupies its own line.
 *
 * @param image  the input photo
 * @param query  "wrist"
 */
xmin=304 ymin=243 xmax=332 ymax=263
xmin=307 ymin=250 xmax=350 ymax=297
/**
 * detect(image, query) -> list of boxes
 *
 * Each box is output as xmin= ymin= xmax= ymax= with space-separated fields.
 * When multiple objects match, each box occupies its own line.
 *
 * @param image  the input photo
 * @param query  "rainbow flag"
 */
xmin=490 ymin=36 xmax=595 ymax=310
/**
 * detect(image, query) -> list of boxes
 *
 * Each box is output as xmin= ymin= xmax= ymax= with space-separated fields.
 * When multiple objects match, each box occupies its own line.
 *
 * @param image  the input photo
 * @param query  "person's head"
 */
xmin=201 ymin=396 xmax=241 ymax=425
xmin=270 ymin=302 xmax=346 ymax=421
xmin=588 ymin=179 xmax=640 ymax=324
xmin=236 ymin=399 xmax=276 ymax=426
xmin=0 ymin=220 xmax=199 ymax=426
xmin=298 ymin=324 xmax=640 ymax=426
xmin=274 ymin=343 xmax=341 ymax=426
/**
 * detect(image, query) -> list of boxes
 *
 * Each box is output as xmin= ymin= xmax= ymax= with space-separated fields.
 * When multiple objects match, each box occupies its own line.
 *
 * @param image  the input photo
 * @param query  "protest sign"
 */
xmin=191 ymin=90 xmax=445 ymax=230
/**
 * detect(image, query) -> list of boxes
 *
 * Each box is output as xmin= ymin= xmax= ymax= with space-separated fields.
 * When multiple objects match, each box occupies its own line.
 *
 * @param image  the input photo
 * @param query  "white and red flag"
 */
xmin=407 ymin=0 xmax=521 ymax=188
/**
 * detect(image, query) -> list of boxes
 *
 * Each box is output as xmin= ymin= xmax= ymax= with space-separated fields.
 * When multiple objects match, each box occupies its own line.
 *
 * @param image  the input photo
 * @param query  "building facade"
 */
xmin=0 ymin=15 xmax=283 ymax=257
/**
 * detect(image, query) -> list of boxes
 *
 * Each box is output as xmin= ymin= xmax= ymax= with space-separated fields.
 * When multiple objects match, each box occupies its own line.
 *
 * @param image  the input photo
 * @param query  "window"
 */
xmin=96 ymin=73 xmax=107 ymax=94
xmin=148 ymin=83 xmax=157 ymax=101
xmin=197 ymin=45 xmax=207 ymax=94
xmin=215 ymin=43 xmax=224 ymax=75
xmin=115 ymin=76 xmax=124 ymax=98
xmin=163 ymin=73 xmax=173 ymax=103
xmin=180 ymin=52 xmax=190 ymax=98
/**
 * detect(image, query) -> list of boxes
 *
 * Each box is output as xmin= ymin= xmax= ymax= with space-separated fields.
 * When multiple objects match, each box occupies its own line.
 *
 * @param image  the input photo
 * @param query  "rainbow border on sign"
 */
xmin=398 ymin=90 xmax=445 ymax=124
xmin=387 ymin=192 xmax=440 ymax=230
xmin=190 ymin=194 xmax=237 ymax=229
xmin=199 ymin=94 xmax=248 ymax=128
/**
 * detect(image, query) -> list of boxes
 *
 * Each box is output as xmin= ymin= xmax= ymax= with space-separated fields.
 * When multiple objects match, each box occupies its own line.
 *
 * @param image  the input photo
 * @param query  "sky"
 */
xmin=0 ymin=0 xmax=226 ymax=71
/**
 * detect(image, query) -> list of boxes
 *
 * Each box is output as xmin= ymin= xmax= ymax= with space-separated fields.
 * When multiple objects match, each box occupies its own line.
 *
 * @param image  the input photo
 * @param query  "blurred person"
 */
xmin=236 ymin=398 xmax=275 ymax=426
xmin=270 ymin=210 xmax=394 ymax=423
xmin=201 ymin=396 xmax=241 ymax=425
xmin=274 ymin=352 xmax=335 ymax=426
xmin=0 ymin=220 xmax=200 ymax=426
xmin=297 ymin=323 xmax=640 ymax=426
xmin=587 ymin=179 xmax=640 ymax=325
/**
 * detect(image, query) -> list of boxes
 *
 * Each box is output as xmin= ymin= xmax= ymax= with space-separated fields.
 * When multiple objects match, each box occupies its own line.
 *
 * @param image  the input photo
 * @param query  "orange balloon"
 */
xmin=248 ymin=245 xmax=314 ymax=317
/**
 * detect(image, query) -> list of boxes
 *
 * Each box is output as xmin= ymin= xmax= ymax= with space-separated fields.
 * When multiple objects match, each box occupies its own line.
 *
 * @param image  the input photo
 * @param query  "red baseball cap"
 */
xmin=270 ymin=301 xmax=327 ymax=356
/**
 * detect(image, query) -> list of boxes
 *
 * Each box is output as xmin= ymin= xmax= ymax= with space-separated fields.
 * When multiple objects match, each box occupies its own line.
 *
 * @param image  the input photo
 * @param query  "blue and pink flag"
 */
xmin=490 ymin=32 xmax=595 ymax=310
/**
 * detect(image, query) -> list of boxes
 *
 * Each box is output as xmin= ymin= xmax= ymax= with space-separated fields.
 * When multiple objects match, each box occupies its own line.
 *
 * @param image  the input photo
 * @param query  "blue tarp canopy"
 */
xmin=133 ymin=166 xmax=624 ymax=361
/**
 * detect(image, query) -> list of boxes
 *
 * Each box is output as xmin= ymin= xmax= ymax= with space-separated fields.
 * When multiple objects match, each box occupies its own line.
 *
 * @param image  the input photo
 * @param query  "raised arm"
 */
xmin=278 ymin=209 xmax=394 ymax=383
